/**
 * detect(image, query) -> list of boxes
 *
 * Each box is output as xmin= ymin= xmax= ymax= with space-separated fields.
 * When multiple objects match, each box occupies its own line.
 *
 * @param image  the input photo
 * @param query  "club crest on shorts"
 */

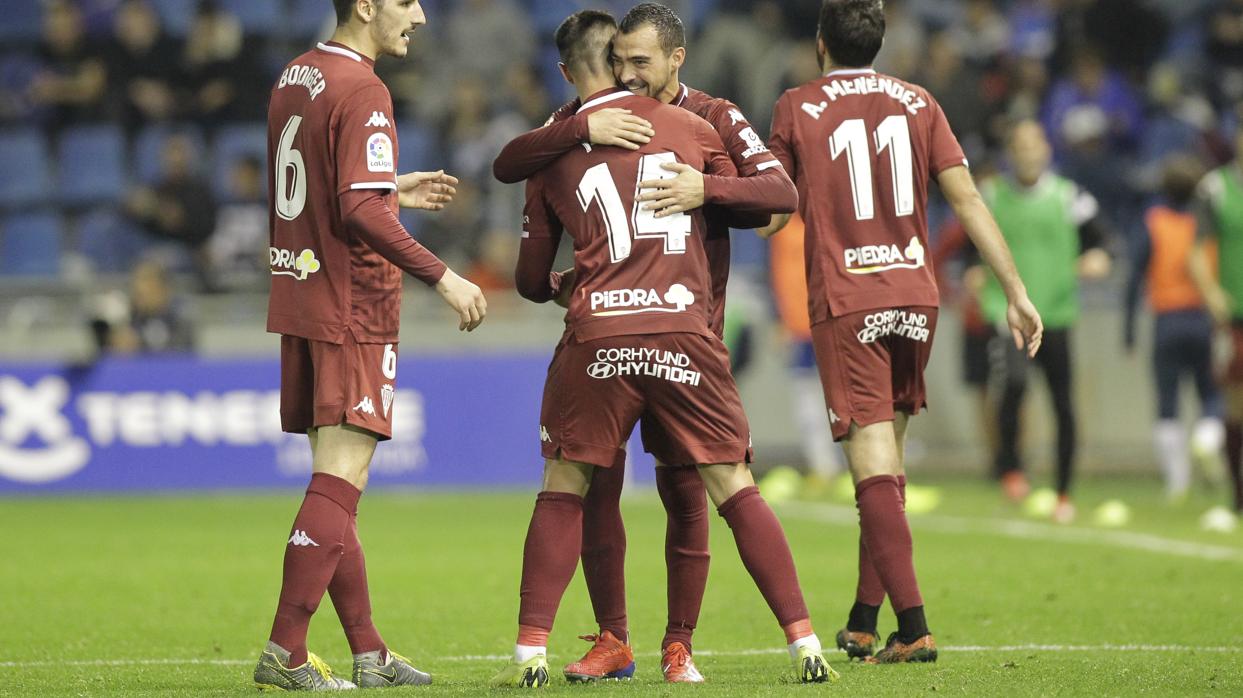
xmin=380 ymin=384 xmax=395 ymax=418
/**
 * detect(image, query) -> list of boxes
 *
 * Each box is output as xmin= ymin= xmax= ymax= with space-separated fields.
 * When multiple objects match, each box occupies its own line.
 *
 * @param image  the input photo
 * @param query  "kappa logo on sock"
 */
xmin=288 ymin=529 xmax=319 ymax=547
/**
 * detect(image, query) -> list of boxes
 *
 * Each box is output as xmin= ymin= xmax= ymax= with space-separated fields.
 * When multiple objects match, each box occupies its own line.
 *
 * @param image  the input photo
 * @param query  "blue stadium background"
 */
xmin=1 ymin=0 xmax=1241 ymax=494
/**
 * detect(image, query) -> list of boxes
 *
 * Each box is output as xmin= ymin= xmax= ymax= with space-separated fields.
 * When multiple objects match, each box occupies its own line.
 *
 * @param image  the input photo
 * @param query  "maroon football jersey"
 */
xmin=266 ymin=42 xmax=403 ymax=344
xmin=769 ymin=68 xmax=967 ymax=323
xmin=677 ymin=84 xmax=785 ymax=336
xmin=523 ymin=88 xmax=736 ymax=342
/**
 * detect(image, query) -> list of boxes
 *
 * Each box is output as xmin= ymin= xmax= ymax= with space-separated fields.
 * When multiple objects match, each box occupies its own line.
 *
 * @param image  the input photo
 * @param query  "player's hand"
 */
xmin=1006 ymin=294 xmax=1043 ymax=358
xmin=587 ymin=108 xmax=654 ymax=150
xmin=398 ymin=170 xmax=459 ymax=211
xmin=1077 ymin=248 xmax=1111 ymax=280
xmin=435 ymin=268 xmax=487 ymax=332
xmin=637 ymin=162 xmax=704 ymax=218
xmin=554 ymin=268 xmax=576 ymax=309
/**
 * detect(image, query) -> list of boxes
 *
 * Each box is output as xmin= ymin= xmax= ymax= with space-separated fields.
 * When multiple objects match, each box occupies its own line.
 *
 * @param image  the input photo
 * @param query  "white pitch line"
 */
xmin=4 ymin=645 xmax=1242 ymax=669
xmin=777 ymin=501 xmax=1243 ymax=563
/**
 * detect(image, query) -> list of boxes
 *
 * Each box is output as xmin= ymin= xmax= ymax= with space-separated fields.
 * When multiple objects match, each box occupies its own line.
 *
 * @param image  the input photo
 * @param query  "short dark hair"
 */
xmin=554 ymin=10 xmax=617 ymax=75
xmin=333 ymin=0 xmax=383 ymax=25
xmin=618 ymin=3 xmax=685 ymax=55
xmin=819 ymin=0 xmax=885 ymax=68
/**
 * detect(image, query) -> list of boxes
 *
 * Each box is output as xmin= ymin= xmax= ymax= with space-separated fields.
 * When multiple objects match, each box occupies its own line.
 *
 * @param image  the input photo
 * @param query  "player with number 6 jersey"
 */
xmin=762 ymin=0 xmax=1041 ymax=666
xmin=255 ymin=0 xmax=486 ymax=691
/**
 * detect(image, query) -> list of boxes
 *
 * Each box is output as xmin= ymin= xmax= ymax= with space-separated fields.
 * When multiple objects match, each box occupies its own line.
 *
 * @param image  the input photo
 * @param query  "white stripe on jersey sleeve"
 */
xmin=350 ymin=181 xmax=398 ymax=190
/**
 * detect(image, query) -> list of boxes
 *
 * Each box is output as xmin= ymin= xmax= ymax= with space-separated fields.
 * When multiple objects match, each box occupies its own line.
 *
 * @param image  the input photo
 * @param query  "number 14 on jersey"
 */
xmin=577 ymin=152 xmax=692 ymax=264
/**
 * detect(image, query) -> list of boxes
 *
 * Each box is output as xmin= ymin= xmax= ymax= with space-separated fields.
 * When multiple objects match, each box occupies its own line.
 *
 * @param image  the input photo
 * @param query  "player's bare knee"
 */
xmin=696 ymin=462 xmax=754 ymax=507
xmin=541 ymin=458 xmax=594 ymax=496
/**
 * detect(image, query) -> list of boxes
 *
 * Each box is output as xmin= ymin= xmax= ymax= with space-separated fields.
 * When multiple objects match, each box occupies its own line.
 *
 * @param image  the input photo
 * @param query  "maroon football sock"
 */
xmin=855 ymin=475 xmax=923 ymax=614
xmin=328 ymin=514 xmax=385 ymax=657
xmin=716 ymin=485 xmax=809 ymax=627
xmin=1227 ymin=422 xmax=1243 ymax=512
xmin=517 ymin=491 xmax=585 ymax=634
xmin=270 ymin=473 xmax=360 ymax=667
xmin=854 ymin=474 xmax=905 ymax=607
xmin=580 ymin=454 xmax=628 ymax=641
xmin=655 ymin=466 xmax=710 ymax=652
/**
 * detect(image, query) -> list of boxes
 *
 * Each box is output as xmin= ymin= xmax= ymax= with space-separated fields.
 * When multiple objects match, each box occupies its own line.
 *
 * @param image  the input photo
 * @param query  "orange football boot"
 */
xmin=835 ymin=628 xmax=879 ymax=660
xmin=562 ymin=630 xmax=635 ymax=682
xmin=661 ymin=642 xmax=705 ymax=683
xmin=868 ymin=632 xmax=938 ymax=663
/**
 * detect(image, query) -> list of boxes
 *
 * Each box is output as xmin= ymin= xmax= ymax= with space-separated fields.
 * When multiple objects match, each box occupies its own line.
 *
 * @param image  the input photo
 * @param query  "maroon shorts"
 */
xmin=811 ymin=306 xmax=938 ymax=441
xmin=540 ymin=332 xmax=752 ymax=468
xmin=280 ymin=332 xmax=398 ymax=440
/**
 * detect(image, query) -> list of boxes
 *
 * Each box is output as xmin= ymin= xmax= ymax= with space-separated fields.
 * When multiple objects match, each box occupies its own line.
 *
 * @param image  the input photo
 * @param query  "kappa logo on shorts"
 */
xmin=856 ymin=310 xmax=931 ymax=344
xmin=353 ymin=396 xmax=377 ymax=416
xmin=270 ymin=247 xmax=321 ymax=281
xmin=587 ymin=348 xmax=702 ymax=387
xmin=540 ymin=425 xmax=551 ymax=443
xmin=288 ymin=529 xmax=319 ymax=547
xmin=829 ymin=409 xmax=841 ymax=424
xmin=590 ymin=284 xmax=695 ymax=317
xmin=844 ymin=237 xmax=925 ymax=275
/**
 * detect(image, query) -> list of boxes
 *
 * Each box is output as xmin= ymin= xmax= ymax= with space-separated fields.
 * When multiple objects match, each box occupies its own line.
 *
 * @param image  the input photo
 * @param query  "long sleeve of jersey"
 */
xmin=702 ymin=167 xmax=798 ymax=215
xmin=339 ymin=189 xmax=447 ymax=286
xmin=493 ymin=113 xmax=588 ymax=184
xmin=514 ymin=236 xmax=565 ymax=303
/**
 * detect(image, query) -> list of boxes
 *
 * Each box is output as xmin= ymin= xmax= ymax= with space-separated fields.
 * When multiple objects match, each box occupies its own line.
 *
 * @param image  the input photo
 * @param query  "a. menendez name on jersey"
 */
xmin=587 ymin=347 xmax=702 ymax=387
xmin=801 ymin=75 xmax=928 ymax=119
xmin=844 ymin=237 xmax=925 ymax=275
xmin=857 ymin=309 xmax=931 ymax=344
xmin=590 ymin=284 xmax=695 ymax=316
xmin=277 ymin=63 xmax=327 ymax=101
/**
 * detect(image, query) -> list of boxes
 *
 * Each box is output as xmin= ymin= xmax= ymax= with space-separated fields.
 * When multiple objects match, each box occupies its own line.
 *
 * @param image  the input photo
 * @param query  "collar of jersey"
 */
xmin=316 ymin=41 xmax=373 ymax=67
xmin=823 ymin=67 xmax=877 ymax=78
xmin=674 ymin=83 xmax=689 ymax=107
xmin=577 ymin=88 xmax=632 ymax=113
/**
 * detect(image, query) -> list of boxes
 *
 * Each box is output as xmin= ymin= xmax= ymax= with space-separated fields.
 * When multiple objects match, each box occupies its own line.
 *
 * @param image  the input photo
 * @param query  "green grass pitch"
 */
xmin=1 ymin=476 xmax=1240 ymax=695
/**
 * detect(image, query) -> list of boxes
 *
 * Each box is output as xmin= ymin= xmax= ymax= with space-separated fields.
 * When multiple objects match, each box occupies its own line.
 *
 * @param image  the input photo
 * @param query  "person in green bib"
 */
xmin=1188 ymin=122 xmax=1243 ymax=532
xmin=976 ymin=120 xmax=1111 ymax=524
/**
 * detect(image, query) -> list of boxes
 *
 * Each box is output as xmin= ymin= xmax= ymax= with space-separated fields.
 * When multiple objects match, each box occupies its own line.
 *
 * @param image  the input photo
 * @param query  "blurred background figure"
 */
xmin=1124 ymin=154 xmax=1224 ymax=503
xmin=207 ymin=154 xmax=267 ymax=291
xmin=123 ymin=133 xmax=217 ymax=289
xmin=977 ymin=120 xmax=1112 ymax=524
xmin=27 ymin=0 xmax=107 ymax=136
xmin=106 ymin=0 xmax=178 ymax=134
xmin=90 ymin=259 xmax=196 ymax=355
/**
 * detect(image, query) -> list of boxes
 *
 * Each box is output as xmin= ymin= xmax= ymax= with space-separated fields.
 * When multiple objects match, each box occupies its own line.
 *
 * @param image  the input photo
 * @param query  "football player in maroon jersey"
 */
xmin=762 ymin=0 xmax=1041 ymax=664
xmin=492 ymin=3 xmax=797 ymax=683
xmin=254 ymin=0 xmax=486 ymax=690
xmin=491 ymin=10 xmax=833 ymax=687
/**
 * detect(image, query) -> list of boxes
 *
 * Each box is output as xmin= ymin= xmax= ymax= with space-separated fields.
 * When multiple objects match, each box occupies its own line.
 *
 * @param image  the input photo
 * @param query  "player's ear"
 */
xmin=358 ymin=0 xmax=375 ymax=23
xmin=670 ymin=47 xmax=685 ymax=70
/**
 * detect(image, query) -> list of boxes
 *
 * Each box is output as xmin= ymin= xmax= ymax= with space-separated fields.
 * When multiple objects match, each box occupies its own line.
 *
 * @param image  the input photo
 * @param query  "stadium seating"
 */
xmin=218 ymin=0 xmax=282 ymax=35
xmin=76 ymin=207 xmax=152 ymax=274
xmin=284 ymin=0 xmax=336 ymax=40
xmin=0 ymin=2 xmax=43 ymax=43
xmin=0 ymin=211 xmax=63 ymax=277
xmin=0 ymin=130 xmax=54 ymax=210
xmin=132 ymin=124 xmax=208 ymax=184
xmin=532 ymin=0 xmax=585 ymax=33
xmin=149 ymin=0 xmax=199 ymax=37
xmin=56 ymin=125 xmax=128 ymax=207
xmin=396 ymin=123 xmax=433 ymax=173
xmin=212 ymin=124 xmax=268 ymax=199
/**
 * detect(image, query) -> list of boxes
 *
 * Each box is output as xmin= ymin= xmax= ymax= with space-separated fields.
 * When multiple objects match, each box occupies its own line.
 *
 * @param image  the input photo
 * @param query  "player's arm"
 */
xmin=1190 ymin=182 xmax=1230 ymax=325
xmin=641 ymin=106 xmax=795 ymax=217
xmin=756 ymin=94 xmax=799 ymax=238
xmin=514 ymin=177 xmax=568 ymax=304
xmin=492 ymin=100 xmax=654 ymax=183
xmin=340 ymin=190 xmax=486 ymax=331
xmin=938 ymin=165 xmax=1043 ymax=357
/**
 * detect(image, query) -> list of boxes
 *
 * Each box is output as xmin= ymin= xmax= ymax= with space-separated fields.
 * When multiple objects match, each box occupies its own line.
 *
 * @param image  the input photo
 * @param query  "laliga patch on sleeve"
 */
xmin=367 ymin=132 xmax=394 ymax=172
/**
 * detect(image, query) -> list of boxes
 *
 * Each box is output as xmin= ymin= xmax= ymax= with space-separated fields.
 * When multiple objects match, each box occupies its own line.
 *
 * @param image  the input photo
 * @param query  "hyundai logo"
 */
xmin=587 ymin=362 xmax=618 ymax=379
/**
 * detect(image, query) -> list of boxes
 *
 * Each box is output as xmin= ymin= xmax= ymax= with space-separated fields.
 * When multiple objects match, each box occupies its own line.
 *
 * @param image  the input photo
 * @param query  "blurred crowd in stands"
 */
xmin=0 ymin=0 xmax=1241 ymax=297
